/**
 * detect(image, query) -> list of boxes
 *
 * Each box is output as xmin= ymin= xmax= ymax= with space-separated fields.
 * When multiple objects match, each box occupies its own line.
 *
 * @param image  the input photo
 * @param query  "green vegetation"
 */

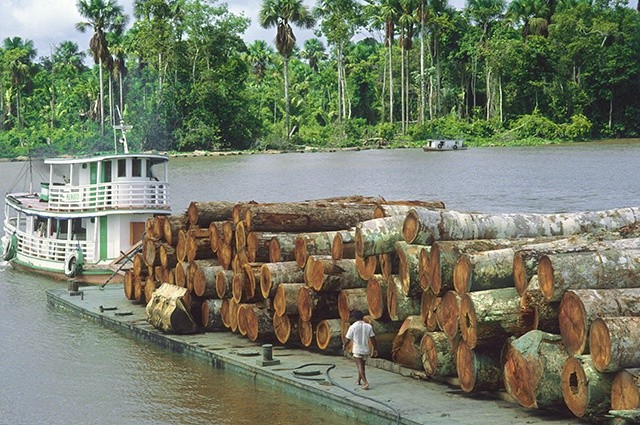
xmin=1 ymin=0 xmax=639 ymax=158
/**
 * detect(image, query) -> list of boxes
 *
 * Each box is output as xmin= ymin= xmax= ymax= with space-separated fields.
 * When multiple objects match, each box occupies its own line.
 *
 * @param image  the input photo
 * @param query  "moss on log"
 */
xmin=590 ymin=317 xmax=640 ymax=372
xmin=260 ymin=261 xmax=304 ymax=299
xmin=456 ymin=340 xmax=504 ymax=393
xmin=396 ymin=241 xmax=423 ymax=298
xmin=355 ymin=215 xmax=405 ymax=258
xmin=392 ymin=316 xmax=428 ymax=370
xmin=562 ymin=355 xmax=614 ymax=419
xmin=453 ymin=248 xmax=517 ymax=294
xmin=420 ymin=331 xmax=457 ymax=378
xmin=307 ymin=258 xmax=366 ymax=292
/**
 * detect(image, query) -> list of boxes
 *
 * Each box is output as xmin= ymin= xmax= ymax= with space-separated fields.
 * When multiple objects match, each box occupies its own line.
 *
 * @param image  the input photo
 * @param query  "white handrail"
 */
xmin=8 ymin=226 xmax=95 ymax=263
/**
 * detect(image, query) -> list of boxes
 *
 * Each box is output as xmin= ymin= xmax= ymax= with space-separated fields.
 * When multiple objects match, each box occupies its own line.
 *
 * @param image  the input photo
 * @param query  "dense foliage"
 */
xmin=1 ymin=0 xmax=639 ymax=158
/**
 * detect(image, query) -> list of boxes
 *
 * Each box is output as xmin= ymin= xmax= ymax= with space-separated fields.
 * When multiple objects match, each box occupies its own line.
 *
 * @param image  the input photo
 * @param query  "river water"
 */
xmin=1 ymin=142 xmax=639 ymax=424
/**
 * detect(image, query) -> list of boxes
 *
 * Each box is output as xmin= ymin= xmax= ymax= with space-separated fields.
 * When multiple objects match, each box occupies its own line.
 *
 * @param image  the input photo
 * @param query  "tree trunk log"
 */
xmin=274 ymin=283 xmax=305 ymax=317
xmin=355 ymin=254 xmax=378 ymax=280
xmin=396 ymin=241 xmax=423 ymax=298
xmin=519 ymin=277 xmax=560 ymax=334
xmin=590 ymin=317 xmax=640 ymax=372
xmin=404 ymin=207 xmax=640 ymax=246
xmin=366 ymin=275 xmax=388 ymax=320
xmin=245 ymin=304 xmax=275 ymax=342
xmin=387 ymin=275 xmax=421 ymax=321
xmin=299 ymin=318 xmax=315 ymax=348
xmin=453 ymin=248 xmax=516 ymax=294
xmin=459 ymin=287 xmax=525 ymax=349
xmin=355 ymin=215 xmax=405 ymax=258
xmin=267 ymin=232 xmax=297 ymax=263
xmin=186 ymin=233 xmax=213 ymax=263
xmin=373 ymin=201 xmax=445 ymax=219
xmin=151 ymin=215 xmax=166 ymax=240
xmin=187 ymin=201 xmax=236 ymax=228
xmin=440 ymin=290 xmax=461 ymax=340
xmin=418 ymin=247 xmax=430 ymax=291
xmin=420 ymin=331 xmax=457 ymax=378
xmin=163 ymin=215 xmax=187 ymax=247
xmin=215 ymin=269 xmax=234 ymax=299
xmin=201 ymin=299 xmax=225 ymax=331
xmin=295 ymin=231 xmax=339 ymax=268
xmin=193 ymin=263 xmax=224 ymax=298
xmin=456 ymin=340 xmax=503 ymax=393
xmin=337 ymin=288 xmax=369 ymax=321
xmin=392 ymin=315 xmax=428 ymax=370
xmin=124 ymin=270 xmax=135 ymax=300
xmin=175 ymin=229 xmax=188 ymax=264
xmin=503 ymin=330 xmax=567 ymax=409
xmin=332 ymin=229 xmax=355 ymax=260
xmin=273 ymin=313 xmax=301 ymax=346
xmin=297 ymin=287 xmax=339 ymax=322
xmin=159 ymin=243 xmax=177 ymax=269
xmin=307 ymin=257 xmax=366 ymax=292
xmin=562 ymin=355 xmax=614 ymax=419
xmin=144 ymin=276 xmax=157 ymax=304
xmin=559 ymin=288 xmax=640 ymax=357
xmin=143 ymin=238 xmax=160 ymax=267
xmin=146 ymin=283 xmax=196 ymax=334
xmin=539 ymin=249 xmax=640 ymax=302
xmin=611 ymin=368 xmax=640 ymax=410
xmin=174 ymin=262 xmax=187 ymax=287
xmin=260 ymin=261 xmax=304 ymax=299
xmin=316 ymin=319 xmax=343 ymax=353
xmin=421 ymin=290 xmax=439 ymax=332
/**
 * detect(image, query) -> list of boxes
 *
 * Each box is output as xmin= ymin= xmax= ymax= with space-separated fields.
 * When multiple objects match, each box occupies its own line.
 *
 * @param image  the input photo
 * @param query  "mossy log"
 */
xmin=306 ymin=257 xmax=366 ymax=292
xmin=366 ymin=275 xmax=388 ymax=320
xmin=294 ymin=231 xmax=340 ymax=268
xmin=260 ymin=261 xmax=304 ymax=299
xmin=590 ymin=317 xmax=640 ymax=372
xmin=267 ymin=232 xmax=297 ymax=263
xmin=562 ymin=355 xmax=614 ymax=419
xmin=193 ymin=263 xmax=224 ymax=298
xmin=439 ymin=290 xmax=461 ymax=340
xmin=456 ymin=340 xmax=504 ymax=393
xmin=297 ymin=287 xmax=340 ymax=322
xmin=396 ymin=241 xmax=423 ymax=298
xmin=538 ymin=249 xmax=640 ymax=302
xmin=201 ymin=299 xmax=225 ymax=331
xmin=611 ymin=368 xmax=640 ymax=410
xmin=316 ymin=319 xmax=343 ymax=353
xmin=215 ymin=269 xmax=234 ymax=299
xmin=420 ymin=290 xmax=440 ymax=332
xmin=355 ymin=254 xmax=379 ymax=280
xmin=459 ymin=287 xmax=526 ymax=349
xmin=332 ymin=229 xmax=355 ymax=260
xmin=607 ymin=409 xmax=640 ymax=422
xmin=453 ymin=248 xmax=516 ymax=294
xmin=403 ymin=207 xmax=640 ymax=246
xmin=146 ymin=283 xmax=196 ymax=334
xmin=372 ymin=201 xmax=445 ymax=219
xmin=274 ymin=283 xmax=305 ymax=316
xmin=519 ymin=277 xmax=560 ymax=334
xmin=387 ymin=275 xmax=421 ymax=322
xmin=245 ymin=304 xmax=275 ymax=342
xmin=355 ymin=215 xmax=405 ymax=258
xmin=503 ymin=331 xmax=567 ymax=409
xmin=244 ymin=202 xmax=376 ymax=232
xmin=420 ymin=331 xmax=457 ymax=378
xmin=391 ymin=315 xmax=428 ymax=370
xmin=337 ymin=287 xmax=369 ymax=321
xmin=559 ymin=288 xmax=640 ymax=357
xmin=187 ymin=201 xmax=236 ymax=228
xmin=273 ymin=313 xmax=301 ymax=346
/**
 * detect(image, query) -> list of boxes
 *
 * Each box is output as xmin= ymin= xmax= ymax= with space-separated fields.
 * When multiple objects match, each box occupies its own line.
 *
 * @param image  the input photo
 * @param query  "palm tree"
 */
xmin=76 ymin=0 xmax=127 ymax=138
xmin=507 ymin=0 xmax=550 ymax=37
xmin=246 ymin=40 xmax=275 ymax=80
xmin=2 ymin=37 xmax=36 ymax=130
xmin=259 ymin=0 xmax=315 ymax=141
xmin=51 ymin=41 xmax=87 ymax=128
xmin=300 ymin=38 xmax=326 ymax=73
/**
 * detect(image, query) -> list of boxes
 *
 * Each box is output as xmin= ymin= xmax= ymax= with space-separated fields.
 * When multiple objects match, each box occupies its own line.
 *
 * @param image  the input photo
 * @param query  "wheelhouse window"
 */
xmin=118 ymin=159 xmax=126 ymax=177
xmin=132 ymin=158 xmax=142 ymax=177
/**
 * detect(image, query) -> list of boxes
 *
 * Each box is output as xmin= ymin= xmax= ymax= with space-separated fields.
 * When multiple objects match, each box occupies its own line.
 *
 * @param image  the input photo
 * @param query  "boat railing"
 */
xmin=11 ymin=227 xmax=95 ymax=263
xmin=47 ymin=181 xmax=170 ymax=212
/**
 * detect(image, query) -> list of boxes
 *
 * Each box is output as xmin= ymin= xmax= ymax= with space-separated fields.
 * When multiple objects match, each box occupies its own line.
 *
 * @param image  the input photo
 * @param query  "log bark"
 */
xmin=355 ymin=254 xmax=378 ymax=280
xmin=519 ymin=277 xmax=560 ymax=334
xmin=373 ymin=202 xmax=445 ymax=219
xmin=503 ymin=330 xmax=567 ymax=409
xmin=268 ymin=232 xmax=297 ymax=263
xmin=453 ymin=248 xmax=516 ymax=294
xmin=456 ymin=340 xmax=503 ymax=393
xmin=146 ymin=283 xmax=196 ymax=334
xmin=332 ymin=229 xmax=355 ymax=260
xmin=337 ymin=288 xmax=369 ymax=322
xmin=396 ymin=241 xmax=423 ymax=298
xmin=144 ymin=276 xmax=157 ymax=304
xmin=366 ymin=275 xmax=388 ymax=320
xmin=387 ymin=275 xmax=421 ymax=322
xmin=260 ymin=261 xmax=304 ymax=299
xmin=316 ymin=318 xmax=343 ymax=353
xmin=187 ymin=201 xmax=236 ymax=228
xmin=559 ymin=288 xmax=640 ymax=357
xmin=539 ymin=249 xmax=640 ymax=302
xmin=220 ymin=299 xmax=231 ymax=329
xmin=215 ymin=269 xmax=234 ymax=299
xmin=297 ymin=287 xmax=339 ymax=322
xmin=611 ymin=368 xmax=640 ymax=410
xmin=143 ymin=238 xmax=160 ymax=267
xmin=459 ymin=287 xmax=525 ymax=349
xmin=201 ymin=299 xmax=225 ymax=331
xmin=355 ymin=215 xmax=405 ymax=258
xmin=186 ymin=233 xmax=213 ymax=263
xmin=151 ymin=215 xmax=166 ymax=240
xmin=590 ymin=317 xmax=640 ymax=372
xmin=273 ymin=313 xmax=301 ymax=346
xmin=163 ymin=215 xmax=187 ymax=246
xmin=131 ymin=252 xmax=147 ymax=279
xmin=404 ymin=207 xmax=640 ymax=246
xmin=245 ymin=304 xmax=275 ymax=342
xmin=607 ymin=409 xmax=640 ymax=422
xmin=421 ymin=290 xmax=439 ymax=332
xmin=294 ymin=231 xmax=339 ymax=268
xmin=418 ymin=247 xmax=430 ymax=291
xmin=159 ymin=243 xmax=177 ymax=269
xmin=391 ymin=315 xmax=428 ymax=370
xmin=274 ymin=283 xmax=305 ymax=317
xmin=244 ymin=202 xmax=376 ymax=232
xmin=562 ymin=355 xmax=614 ymax=419
xmin=420 ymin=331 xmax=457 ymax=378
xmin=307 ymin=257 xmax=367 ymax=292
xmin=193 ymin=263 xmax=224 ymax=298
xmin=231 ymin=265 xmax=262 ymax=303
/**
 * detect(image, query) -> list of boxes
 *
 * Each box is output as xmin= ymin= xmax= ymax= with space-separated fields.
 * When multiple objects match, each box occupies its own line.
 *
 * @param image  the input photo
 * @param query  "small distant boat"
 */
xmin=2 ymin=124 xmax=171 ymax=284
xmin=422 ymin=139 xmax=467 ymax=151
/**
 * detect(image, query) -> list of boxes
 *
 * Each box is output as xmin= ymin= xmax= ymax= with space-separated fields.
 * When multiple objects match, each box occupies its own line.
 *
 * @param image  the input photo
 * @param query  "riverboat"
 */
xmin=2 ymin=152 xmax=170 ymax=284
xmin=422 ymin=139 xmax=467 ymax=151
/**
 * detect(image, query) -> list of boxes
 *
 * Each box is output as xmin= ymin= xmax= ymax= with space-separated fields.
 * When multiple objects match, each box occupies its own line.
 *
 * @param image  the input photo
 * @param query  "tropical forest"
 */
xmin=1 ymin=0 xmax=639 ymax=158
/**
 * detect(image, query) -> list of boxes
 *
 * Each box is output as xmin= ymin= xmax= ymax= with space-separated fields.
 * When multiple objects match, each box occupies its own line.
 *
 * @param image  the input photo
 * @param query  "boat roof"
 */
xmin=44 ymin=153 xmax=168 ymax=166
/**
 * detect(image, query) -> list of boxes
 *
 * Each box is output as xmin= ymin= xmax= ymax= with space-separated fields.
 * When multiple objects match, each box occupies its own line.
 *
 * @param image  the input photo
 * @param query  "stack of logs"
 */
xmin=124 ymin=199 xmax=640 ymax=424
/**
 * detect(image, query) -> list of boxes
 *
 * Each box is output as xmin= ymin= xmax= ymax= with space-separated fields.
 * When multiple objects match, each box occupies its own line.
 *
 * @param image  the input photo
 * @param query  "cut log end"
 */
xmin=513 ymin=251 xmax=528 ymax=295
xmin=611 ymin=370 xmax=640 ymax=410
xmin=538 ymin=255 xmax=555 ymax=301
xmin=297 ymin=287 xmax=313 ymax=322
xmin=366 ymin=277 xmax=386 ymax=320
xmin=452 ymin=255 xmax=472 ymax=295
xmin=440 ymin=291 xmax=461 ymax=339
xmin=559 ymin=291 xmax=588 ymax=356
xmin=456 ymin=341 xmax=476 ymax=393
xmin=402 ymin=210 xmax=420 ymax=244
xmin=458 ymin=293 xmax=477 ymax=348
xmin=299 ymin=319 xmax=314 ymax=347
xmin=503 ymin=341 xmax=538 ymax=408
xmin=561 ymin=356 xmax=590 ymax=417
xmin=273 ymin=313 xmax=292 ymax=345
xmin=589 ymin=318 xmax=612 ymax=372
xmin=294 ymin=236 xmax=308 ymax=268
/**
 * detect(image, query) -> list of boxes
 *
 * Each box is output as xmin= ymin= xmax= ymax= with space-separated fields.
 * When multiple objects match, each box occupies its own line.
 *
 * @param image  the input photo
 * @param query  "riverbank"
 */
xmin=46 ymin=284 xmax=588 ymax=425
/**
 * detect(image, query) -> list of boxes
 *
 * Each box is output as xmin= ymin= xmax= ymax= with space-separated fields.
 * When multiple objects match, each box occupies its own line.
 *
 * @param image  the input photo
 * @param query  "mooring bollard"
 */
xmin=257 ymin=343 xmax=280 ymax=366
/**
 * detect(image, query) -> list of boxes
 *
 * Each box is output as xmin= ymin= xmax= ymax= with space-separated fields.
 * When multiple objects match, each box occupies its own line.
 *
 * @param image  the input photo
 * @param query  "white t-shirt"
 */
xmin=345 ymin=320 xmax=375 ymax=356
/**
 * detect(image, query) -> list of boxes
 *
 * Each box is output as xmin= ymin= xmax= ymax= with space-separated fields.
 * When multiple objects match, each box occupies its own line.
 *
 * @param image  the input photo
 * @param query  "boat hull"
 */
xmin=9 ymin=255 xmax=124 ymax=285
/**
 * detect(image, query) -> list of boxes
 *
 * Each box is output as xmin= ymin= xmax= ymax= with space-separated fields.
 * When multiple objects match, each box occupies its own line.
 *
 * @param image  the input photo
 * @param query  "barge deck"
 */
xmin=46 ymin=284 xmax=586 ymax=425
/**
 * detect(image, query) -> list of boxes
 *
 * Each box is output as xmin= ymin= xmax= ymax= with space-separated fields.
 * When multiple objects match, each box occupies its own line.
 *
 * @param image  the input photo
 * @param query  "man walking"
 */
xmin=343 ymin=311 xmax=378 ymax=389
